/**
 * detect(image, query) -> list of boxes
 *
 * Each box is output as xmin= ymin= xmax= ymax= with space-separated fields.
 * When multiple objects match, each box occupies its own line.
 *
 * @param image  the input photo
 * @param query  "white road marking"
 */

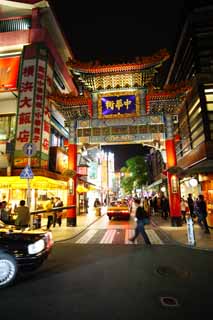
xmin=74 ymin=228 xmax=164 ymax=245
xmin=125 ymin=229 xmax=137 ymax=244
xmin=100 ymin=230 xmax=117 ymax=243
xmin=146 ymin=229 xmax=163 ymax=244
xmin=76 ymin=229 xmax=97 ymax=243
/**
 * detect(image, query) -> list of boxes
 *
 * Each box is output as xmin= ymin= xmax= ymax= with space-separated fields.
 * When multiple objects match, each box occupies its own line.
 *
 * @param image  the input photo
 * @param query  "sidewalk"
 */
xmin=40 ymin=209 xmax=213 ymax=250
xmin=41 ymin=209 xmax=101 ymax=242
xmin=151 ymin=214 xmax=213 ymax=250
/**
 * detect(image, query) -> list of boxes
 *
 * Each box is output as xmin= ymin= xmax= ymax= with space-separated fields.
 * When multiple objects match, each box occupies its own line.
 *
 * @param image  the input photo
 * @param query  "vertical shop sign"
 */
xmin=171 ymin=175 xmax=178 ymax=193
xmin=33 ymin=59 xmax=46 ymax=155
xmin=40 ymin=62 xmax=53 ymax=168
xmin=15 ymin=56 xmax=36 ymax=166
xmin=14 ymin=44 xmax=53 ymax=168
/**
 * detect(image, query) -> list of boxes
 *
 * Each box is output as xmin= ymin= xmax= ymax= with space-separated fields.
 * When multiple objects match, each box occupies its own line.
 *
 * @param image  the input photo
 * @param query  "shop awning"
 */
xmin=0 ymin=176 xmax=68 ymax=190
xmin=76 ymin=185 xmax=88 ymax=193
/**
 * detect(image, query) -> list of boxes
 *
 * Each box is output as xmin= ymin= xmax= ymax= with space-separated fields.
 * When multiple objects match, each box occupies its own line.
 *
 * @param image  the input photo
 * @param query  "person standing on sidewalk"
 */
xmin=187 ymin=193 xmax=195 ymax=219
xmin=196 ymin=194 xmax=210 ymax=234
xmin=54 ymin=197 xmax=63 ymax=227
xmin=129 ymin=199 xmax=151 ymax=245
xmin=14 ymin=200 xmax=30 ymax=230
xmin=180 ymin=197 xmax=187 ymax=223
xmin=161 ymin=195 xmax=169 ymax=220
xmin=45 ymin=197 xmax=54 ymax=230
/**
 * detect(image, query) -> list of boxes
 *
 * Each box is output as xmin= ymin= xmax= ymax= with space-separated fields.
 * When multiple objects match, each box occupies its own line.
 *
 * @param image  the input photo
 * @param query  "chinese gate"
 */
xmin=49 ymin=49 xmax=191 ymax=226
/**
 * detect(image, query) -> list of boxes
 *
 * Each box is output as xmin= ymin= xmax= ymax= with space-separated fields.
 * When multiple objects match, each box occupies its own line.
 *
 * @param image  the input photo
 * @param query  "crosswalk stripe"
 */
xmin=147 ymin=229 xmax=163 ymax=244
xmin=74 ymin=228 xmax=165 ymax=245
xmin=76 ymin=229 xmax=97 ymax=243
xmin=100 ymin=230 xmax=117 ymax=243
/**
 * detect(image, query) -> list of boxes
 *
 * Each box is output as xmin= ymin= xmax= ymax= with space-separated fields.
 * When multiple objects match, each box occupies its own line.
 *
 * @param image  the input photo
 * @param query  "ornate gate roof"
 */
xmin=66 ymin=49 xmax=170 ymax=91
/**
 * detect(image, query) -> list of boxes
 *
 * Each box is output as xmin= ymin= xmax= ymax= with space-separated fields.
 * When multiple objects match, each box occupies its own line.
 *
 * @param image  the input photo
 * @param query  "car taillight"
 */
xmin=45 ymin=231 xmax=54 ymax=248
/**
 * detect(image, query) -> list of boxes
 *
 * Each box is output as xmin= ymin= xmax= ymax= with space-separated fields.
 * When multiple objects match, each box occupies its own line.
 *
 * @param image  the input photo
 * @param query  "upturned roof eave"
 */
xmin=67 ymin=49 xmax=170 ymax=75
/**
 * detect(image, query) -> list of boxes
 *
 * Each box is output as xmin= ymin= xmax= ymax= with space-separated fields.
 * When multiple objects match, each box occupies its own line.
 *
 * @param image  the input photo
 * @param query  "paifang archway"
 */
xmin=49 ymin=49 xmax=191 ymax=227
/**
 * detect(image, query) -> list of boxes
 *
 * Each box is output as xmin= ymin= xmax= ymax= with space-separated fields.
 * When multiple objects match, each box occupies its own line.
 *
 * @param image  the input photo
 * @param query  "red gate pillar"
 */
xmin=164 ymin=115 xmax=182 ymax=226
xmin=67 ymin=143 xmax=77 ymax=226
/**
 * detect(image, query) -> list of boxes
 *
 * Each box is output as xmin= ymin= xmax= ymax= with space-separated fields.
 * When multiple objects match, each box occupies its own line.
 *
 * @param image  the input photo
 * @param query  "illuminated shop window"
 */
xmin=207 ymin=103 xmax=213 ymax=111
xmin=205 ymin=88 xmax=213 ymax=93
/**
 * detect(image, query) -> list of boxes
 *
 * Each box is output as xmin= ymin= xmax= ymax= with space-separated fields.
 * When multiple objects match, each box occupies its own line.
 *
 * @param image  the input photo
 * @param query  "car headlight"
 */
xmin=28 ymin=239 xmax=45 ymax=255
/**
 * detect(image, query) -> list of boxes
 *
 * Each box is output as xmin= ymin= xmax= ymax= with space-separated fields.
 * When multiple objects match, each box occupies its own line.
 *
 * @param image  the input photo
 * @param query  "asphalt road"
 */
xmin=1 ymin=242 xmax=213 ymax=319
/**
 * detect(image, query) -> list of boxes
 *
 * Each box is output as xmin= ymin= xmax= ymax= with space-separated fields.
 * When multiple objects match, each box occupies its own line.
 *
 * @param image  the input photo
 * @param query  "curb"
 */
xmin=54 ymin=214 xmax=103 ymax=243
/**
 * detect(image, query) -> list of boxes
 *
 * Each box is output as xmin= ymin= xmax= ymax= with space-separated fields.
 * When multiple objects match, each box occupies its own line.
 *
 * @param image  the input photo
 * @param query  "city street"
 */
xmin=1 ymin=229 xmax=213 ymax=319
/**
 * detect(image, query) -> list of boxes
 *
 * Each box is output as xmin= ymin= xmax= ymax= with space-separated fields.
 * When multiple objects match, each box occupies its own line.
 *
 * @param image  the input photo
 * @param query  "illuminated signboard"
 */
xmin=0 ymin=56 xmax=20 ymax=91
xmin=98 ymin=91 xmax=140 ymax=119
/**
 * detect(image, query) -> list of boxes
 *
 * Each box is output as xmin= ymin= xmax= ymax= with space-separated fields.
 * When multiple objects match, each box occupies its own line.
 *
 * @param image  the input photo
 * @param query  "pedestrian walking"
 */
xmin=129 ymin=198 xmax=151 ymax=245
xmin=143 ymin=197 xmax=150 ymax=216
xmin=195 ymin=194 xmax=210 ymax=234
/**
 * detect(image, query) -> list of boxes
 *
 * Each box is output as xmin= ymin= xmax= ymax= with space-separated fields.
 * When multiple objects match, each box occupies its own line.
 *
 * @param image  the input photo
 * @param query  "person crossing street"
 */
xmin=129 ymin=198 xmax=151 ymax=245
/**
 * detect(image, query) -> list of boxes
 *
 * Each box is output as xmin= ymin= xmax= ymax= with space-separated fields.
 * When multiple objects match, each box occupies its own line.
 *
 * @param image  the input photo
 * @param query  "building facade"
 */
xmin=165 ymin=4 xmax=213 ymax=225
xmin=0 ymin=1 xmax=77 ymax=212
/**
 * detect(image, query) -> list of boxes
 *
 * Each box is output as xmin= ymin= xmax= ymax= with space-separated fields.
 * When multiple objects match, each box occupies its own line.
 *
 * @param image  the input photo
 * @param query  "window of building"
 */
xmin=188 ymin=98 xmax=200 ymax=116
xmin=207 ymin=103 xmax=213 ymax=111
xmin=191 ymin=125 xmax=204 ymax=141
xmin=192 ymin=134 xmax=205 ymax=148
xmin=50 ymin=127 xmax=65 ymax=148
xmin=190 ymin=117 xmax=203 ymax=133
xmin=0 ymin=115 xmax=16 ymax=140
xmin=205 ymin=93 xmax=213 ymax=102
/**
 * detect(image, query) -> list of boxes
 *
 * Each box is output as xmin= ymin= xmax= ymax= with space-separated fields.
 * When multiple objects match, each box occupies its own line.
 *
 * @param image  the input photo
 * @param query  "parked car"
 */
xmin=107 ymin=200 xmax=130 ymax=220
xmin=0 ymin=220 xmax=53 ymax=288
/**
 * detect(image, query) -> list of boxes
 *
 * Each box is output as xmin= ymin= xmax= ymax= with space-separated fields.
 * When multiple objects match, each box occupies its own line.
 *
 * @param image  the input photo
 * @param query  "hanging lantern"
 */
xmin=189 ymin=178 xmax=198 ymax=187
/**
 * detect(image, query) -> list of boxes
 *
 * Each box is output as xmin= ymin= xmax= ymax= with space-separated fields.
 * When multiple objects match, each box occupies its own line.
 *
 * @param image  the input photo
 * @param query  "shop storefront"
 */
xmin=0 ymin=175 xmax=68 ymax=213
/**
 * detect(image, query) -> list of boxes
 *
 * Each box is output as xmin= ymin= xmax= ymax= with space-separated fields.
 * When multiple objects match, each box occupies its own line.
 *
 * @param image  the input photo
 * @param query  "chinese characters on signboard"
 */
xmin=14 ymin=45 xmax=53 ymax=168
xmin=171 ymin=175 xmax=178 ymax=193
xmin=98 ymin=91 xmax=140 ymax=119
xmin=16 ymin=58 xmax=36 ymax=158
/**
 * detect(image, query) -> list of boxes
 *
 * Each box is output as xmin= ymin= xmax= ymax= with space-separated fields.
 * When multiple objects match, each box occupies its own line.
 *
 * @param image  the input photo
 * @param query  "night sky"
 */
xmin=50 ymin=0 xmax=209 ymax=170
xmin=51 ymin=1 xmax=187 ymax=63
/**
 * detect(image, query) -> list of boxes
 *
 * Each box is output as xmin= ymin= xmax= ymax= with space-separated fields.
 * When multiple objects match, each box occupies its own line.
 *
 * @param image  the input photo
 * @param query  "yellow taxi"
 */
xmin=107 ymin=199 xmax=130 ymax=220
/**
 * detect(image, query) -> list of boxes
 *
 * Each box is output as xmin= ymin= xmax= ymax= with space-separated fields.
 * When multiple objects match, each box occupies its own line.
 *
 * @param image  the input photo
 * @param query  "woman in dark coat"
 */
xmin=196 ymin=195 xmax=210 ymax=234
